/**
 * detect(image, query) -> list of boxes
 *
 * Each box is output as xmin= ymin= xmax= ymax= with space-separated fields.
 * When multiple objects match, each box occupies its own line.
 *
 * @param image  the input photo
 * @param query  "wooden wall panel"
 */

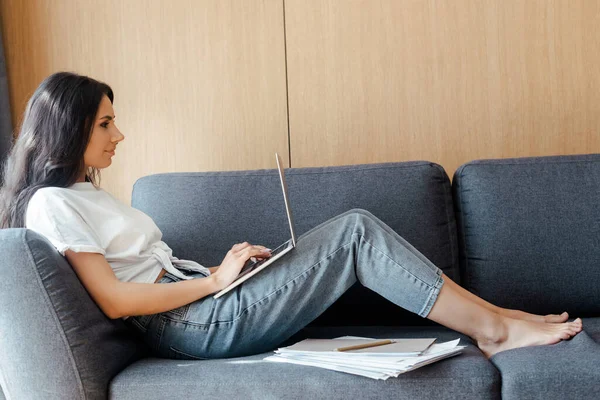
xmin=2 ymin=0 xmax=599 ymax=198
xmin=285 ymin=0 xmax=600 ymax=177
xmin=0 ymin=0 xmax=289 ymax=203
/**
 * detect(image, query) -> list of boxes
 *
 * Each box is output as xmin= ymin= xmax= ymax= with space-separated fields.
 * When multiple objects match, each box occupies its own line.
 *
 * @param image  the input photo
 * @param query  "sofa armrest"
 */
xmin=0 ymin=229 xmax=145 ymax=400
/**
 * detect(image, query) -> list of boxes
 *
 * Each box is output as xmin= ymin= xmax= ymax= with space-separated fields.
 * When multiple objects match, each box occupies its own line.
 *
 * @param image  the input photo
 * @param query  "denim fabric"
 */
xmin=132 ymin=161 xmax=458 ymax=327
xmin=126 ymin=209 xmax=444 ymax=359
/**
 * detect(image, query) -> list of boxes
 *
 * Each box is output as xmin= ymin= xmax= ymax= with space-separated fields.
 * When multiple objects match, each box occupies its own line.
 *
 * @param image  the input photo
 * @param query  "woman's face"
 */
xmin=83 ymin=95 xmax=125 ymax=170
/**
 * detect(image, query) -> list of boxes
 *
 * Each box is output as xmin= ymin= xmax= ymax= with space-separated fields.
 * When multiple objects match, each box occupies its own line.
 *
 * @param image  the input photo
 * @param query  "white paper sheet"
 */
xmin=264 ymin=355 xmax=390 ymax=380
xmin=264 ymin=337 xmax=465 ymax=380
xmin=277 ymin=337 xmax=436 ymax=356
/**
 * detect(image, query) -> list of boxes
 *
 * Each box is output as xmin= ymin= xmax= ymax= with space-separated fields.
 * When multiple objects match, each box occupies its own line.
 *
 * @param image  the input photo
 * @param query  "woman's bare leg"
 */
xmin=442 ymin=276 xmax=569 ymax=323
xmin=427 ymin=274 xmax=582 ymax=358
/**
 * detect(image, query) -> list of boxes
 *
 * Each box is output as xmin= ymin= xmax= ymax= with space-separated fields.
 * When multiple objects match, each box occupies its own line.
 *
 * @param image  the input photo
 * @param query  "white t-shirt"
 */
xmin=25 ymin=182 xmax=210 ymax=284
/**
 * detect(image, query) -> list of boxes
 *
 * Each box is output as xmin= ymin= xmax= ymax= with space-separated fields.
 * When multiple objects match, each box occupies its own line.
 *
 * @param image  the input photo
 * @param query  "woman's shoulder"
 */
xmin=29 ymin=185 xmax=68 ymax=204
xmin=34 ymin=182 xmax=102 ymax=197
xmin=26 ymin=184 xmax=114 ymax=228
xmin=29 ymin=183 xmax=108 ymax=212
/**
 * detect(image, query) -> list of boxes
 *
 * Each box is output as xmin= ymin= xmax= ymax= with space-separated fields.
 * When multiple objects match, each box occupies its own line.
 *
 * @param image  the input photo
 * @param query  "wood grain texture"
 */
xmin=2 ymin=0 xmax=599 ymax=199
xmin=0 ymin=0 xmax=289 ymax=203
xmin=285 ymin=0 xmax=600 ymax=176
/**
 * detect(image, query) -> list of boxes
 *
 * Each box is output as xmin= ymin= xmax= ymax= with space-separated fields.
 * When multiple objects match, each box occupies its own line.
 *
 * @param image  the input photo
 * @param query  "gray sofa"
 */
xmin=0 ymin=154 xmax=599 ymax=399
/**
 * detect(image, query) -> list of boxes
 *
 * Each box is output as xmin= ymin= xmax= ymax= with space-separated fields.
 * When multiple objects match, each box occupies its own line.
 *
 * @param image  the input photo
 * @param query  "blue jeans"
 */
xmin=125 ymin=209 xmax=444 ymax=359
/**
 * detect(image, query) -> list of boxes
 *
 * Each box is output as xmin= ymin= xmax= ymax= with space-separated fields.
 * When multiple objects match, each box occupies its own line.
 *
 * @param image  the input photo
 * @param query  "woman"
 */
xmin=0 ymin=72 xmax=582 ymax=360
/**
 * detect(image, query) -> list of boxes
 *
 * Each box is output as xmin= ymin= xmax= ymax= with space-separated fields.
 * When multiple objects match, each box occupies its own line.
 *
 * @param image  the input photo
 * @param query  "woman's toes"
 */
xmin=544 ymin=311 xmax=569 ymax=323
xmin=566 ymin=321 xmax=583 ymax=336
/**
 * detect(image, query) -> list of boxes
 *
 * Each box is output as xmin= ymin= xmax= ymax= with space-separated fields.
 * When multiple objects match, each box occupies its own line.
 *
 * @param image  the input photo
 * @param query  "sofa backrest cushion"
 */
xmin=453 ymin=154 xmax=600 ymax=316
xmin=0 ymin=229 xmax=146 ymax=400
xmin=132 ymin=161 xmax=458 ymax=326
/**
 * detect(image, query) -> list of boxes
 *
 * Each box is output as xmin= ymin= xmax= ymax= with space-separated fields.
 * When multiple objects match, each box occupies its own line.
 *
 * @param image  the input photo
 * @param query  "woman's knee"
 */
xmin=335 ymin=208 xmax=375 ymax=219
xmin=335 ymin=208 xmax=378 ymax=230
xmin=348 ymin=208 xmax=377 ymax=220
xmin=306 ymin=209 xmax=378 ymax=240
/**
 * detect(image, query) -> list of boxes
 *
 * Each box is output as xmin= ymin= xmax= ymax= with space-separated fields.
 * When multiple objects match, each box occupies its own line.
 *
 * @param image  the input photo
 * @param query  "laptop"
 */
xmin=213 ymin=153 xmax=297 ymax=299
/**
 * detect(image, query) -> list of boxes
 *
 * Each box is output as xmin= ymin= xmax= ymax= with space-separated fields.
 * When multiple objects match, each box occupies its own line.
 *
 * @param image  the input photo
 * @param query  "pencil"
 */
xmin=334 ymin=339 xmax=394 ymax=352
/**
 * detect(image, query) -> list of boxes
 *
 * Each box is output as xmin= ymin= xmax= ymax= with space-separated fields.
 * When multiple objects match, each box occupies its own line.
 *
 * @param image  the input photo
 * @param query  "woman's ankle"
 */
xmin=474 ymin=313 xmax=509 ymax=347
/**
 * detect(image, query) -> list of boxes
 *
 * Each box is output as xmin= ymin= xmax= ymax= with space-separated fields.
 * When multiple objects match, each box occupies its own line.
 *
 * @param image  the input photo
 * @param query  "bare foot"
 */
xmin=477 ymin=317 xmax=583 ymax=358
xmin=501 ymin=310 xmax=569 ymax=324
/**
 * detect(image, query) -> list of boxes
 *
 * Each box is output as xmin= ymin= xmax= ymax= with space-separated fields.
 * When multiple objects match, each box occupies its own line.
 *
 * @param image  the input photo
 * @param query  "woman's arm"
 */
xmin=65 ymin=250 xmax=221 ymax=319
xmin=64 ymin=242 xmax=270 ymax=319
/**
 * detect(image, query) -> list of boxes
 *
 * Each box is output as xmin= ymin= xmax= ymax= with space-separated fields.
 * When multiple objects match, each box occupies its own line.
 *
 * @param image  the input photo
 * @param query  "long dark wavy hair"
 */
xmin=0 ymin=72 xmax=114 ymax=228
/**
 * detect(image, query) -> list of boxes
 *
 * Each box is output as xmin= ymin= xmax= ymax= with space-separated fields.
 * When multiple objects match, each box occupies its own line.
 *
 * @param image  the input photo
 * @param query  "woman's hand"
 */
xmin=211 ymin=242 xmax=272 ymax=290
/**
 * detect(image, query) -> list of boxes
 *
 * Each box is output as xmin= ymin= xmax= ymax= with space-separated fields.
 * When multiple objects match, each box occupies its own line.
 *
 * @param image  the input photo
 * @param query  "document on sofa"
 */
xmin=264 ymin=337 xmax=466 ymax=380
xmin=276 ymin=337 xmax=436 ymax=356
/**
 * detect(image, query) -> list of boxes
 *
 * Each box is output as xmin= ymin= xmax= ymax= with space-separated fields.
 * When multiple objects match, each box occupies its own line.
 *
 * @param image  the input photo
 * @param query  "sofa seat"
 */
xmin=110 ymin=326 xmax=500 ymax=400
xmin=490 ymin=318 xmax=600 ymax=400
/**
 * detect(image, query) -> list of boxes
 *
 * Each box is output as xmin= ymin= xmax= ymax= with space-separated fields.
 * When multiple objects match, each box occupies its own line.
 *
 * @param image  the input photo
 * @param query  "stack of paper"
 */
xmin=264 ymin=336 xmax=466 ymax=380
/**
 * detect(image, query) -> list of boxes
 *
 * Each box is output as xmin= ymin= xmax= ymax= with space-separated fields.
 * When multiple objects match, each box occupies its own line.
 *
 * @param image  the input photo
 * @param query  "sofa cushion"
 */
xmin=110 ymin=326 xmax=499 ymax=400
xmin=585 ymin=317 xmax=600 ymax=343
xmin=453 ymin=154 xmax=600 ymax=316
xmin=0 ymin=229 xmax=146 ymax=400
xmin=490 ymin=326 xmax=600 ymax=400
xmin=132 ymin=161 xmax=459 ymax=326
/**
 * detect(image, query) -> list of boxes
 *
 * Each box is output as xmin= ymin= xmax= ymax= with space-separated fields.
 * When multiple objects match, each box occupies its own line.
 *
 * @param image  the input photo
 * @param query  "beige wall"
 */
xmin=0 ymin=0 xmax=289 ymax=203
xmin=285 ymin=0 xmax=600 ymax=174
xmin=1 ymin=0 xmax=599 ymax=204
